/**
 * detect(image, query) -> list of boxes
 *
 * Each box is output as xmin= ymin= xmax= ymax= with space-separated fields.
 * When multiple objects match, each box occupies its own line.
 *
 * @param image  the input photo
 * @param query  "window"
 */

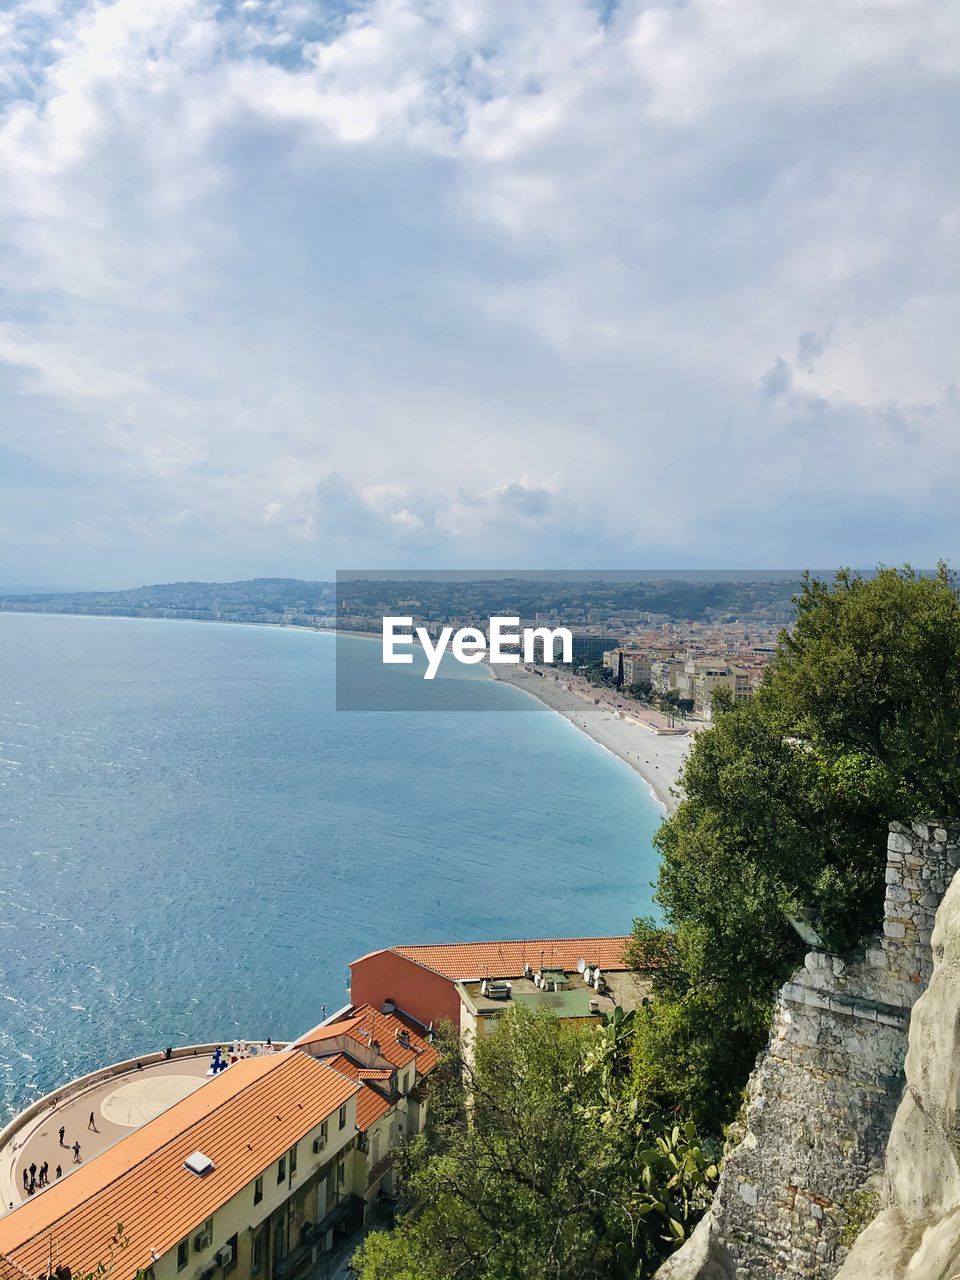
xmin=336 ymin=1160 xmax=345 ymax=1187
xmin=338 ymin=1104 xmax=347 ymax=1131
xmin=277 ymin=1154 xmax=286 ymax=1184
xmin=223 ymin=1233 xmax=238 ymax=1274
xmin=177 ymin=1240 xmax=189 ymax=1272
xmin=288 ymin=1143 xmax=297 ymax=1175
xmin=320 ymin=1119 xmax=328 ymax=1140
xmin=253 ymin=1175 xmax=263 ymax=1205
xmin=251 ymin=1231 xmax=264 ymax=1276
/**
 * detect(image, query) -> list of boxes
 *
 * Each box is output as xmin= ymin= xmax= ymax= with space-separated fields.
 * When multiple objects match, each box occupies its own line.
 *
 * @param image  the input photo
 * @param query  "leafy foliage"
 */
xmin=352 ymin=1007 xmax=717 ymax=1280
xmin=630 ymin=565 xmax=960 ymax=1132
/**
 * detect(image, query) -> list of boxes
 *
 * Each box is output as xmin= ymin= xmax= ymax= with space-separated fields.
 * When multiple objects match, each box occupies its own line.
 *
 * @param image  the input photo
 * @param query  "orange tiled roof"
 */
xmin=319 ymin=1054 xmax=392 ymax=1132
xmin=356 ymin=1088 xmax=392 ymax=1132
xmin=295 ymin=1004 xmax=439 ymax=1076
xmin=289 ymin=1014 xmax=365 ymax=1049
xmin=324 ymin=1052 xmax=360 ymax=1079
xmin=343 ymin=1005 xmax=440 ymax=1075
xmin=0 ymin=1052 xmax=358 ymax=1280
xmin=294 ymin=1006 xmax=439 ymax=1133
xmin=388 ymin=936 xmax=631 ymax=982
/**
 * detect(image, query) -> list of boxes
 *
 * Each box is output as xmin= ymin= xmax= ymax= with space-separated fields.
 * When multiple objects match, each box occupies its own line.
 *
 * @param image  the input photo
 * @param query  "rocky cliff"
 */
xmin=836 ymin=837 xmax=960 ymax=1278
xmin=657 ymin=821 xmax=960 ymax=1280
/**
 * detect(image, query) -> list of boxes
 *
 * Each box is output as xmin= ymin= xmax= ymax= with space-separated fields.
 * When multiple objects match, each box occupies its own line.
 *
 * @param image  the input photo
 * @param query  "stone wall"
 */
xmin=657 ymin=820 xmax=960 ymax=1280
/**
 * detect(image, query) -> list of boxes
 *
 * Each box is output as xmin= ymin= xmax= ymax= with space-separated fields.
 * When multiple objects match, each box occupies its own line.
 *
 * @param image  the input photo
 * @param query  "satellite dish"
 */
xmin=577 ymin=958 xmax=586 ymax=974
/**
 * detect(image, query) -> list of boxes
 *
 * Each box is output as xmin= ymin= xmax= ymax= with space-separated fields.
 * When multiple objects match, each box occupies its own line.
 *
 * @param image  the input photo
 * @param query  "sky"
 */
xmin=0 ymin=0 xmax=958 ymax=589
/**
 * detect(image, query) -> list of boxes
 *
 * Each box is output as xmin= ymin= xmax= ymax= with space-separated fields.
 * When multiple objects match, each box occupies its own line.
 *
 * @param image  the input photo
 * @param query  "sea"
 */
xmin=0 ymin=612 xmax=662 ymax=1120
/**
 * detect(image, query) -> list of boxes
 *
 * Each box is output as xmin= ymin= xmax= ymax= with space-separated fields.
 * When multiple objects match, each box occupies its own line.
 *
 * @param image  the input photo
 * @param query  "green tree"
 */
xmin=353 ymin=1007 xmax=716 ymax=1280
xmin=631 ymin=565 xmax=960 ymax=1132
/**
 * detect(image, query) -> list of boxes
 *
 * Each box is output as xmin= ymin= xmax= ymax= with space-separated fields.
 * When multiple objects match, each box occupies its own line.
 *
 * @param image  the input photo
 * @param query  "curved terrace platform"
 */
xmin=0 ymin=1040 xmax=283 ymax=1215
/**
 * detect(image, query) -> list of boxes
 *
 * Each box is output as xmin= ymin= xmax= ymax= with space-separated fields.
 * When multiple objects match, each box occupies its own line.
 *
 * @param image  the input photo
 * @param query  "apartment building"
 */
xmin=290 ymin=1003 xmax=439 ymax=1212
xmin=348 ymin=936 xmax=642 ymax=1039
xmin=0 ymin=1004 xmax=442 ymax=1280
xmin=0 ymin=1053 xmax=360 ymax=1280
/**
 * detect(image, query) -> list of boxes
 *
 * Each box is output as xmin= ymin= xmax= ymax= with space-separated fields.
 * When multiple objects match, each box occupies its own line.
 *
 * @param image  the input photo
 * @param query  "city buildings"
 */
xmin=602 ymin=637 xmax=772 ymax=719
xmin=0 ymin=937 xmax=640 ymax=1280
xmin=0 ymin=1052 xmax=361 ymax=1280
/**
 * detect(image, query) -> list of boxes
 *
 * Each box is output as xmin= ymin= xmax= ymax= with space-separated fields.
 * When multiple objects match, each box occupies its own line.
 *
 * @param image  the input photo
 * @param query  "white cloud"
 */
xmin=0 ymin=0 xmax=958 ymax=585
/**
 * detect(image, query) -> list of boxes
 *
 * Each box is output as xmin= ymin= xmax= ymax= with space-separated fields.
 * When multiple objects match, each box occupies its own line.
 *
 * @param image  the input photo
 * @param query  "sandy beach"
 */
xmin=489 ymin=664 xmax=695 ymax=816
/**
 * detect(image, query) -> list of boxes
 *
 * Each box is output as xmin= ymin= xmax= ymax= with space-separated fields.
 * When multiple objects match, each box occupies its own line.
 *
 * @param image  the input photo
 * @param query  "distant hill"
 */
xmin=0 ymin=574 xmax=802 ymax=628
xmin=0 ymin=578 xmax=337 ymax=627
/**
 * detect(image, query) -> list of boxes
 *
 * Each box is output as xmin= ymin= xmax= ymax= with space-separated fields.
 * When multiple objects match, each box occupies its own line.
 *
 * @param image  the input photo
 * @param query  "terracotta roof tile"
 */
xmin=389 ymin=936 xmax=631 ymax=982
xmin=293 ymin=1007 xmax=438 ymax=1134
xmin=288 ymin=1015 xmax=365 ymax=1050
xmin=341 ymin=1006 xmax=439 ymax=1076
xmin=0 ymin=1052 xmax=358 ymax=1280
xmin=323 ymin=1053 xmax=360 ymax=1080
xmin=356 ymin=1088 xmax=392 ymax=1133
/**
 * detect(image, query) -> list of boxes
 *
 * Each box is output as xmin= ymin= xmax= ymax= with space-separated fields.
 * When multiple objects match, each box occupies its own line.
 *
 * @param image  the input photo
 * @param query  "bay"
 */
xmin=0 ymin=613 xmax=661 ymax=1119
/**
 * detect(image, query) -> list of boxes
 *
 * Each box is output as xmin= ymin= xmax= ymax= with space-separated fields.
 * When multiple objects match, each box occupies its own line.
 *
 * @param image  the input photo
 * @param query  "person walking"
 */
xmin=58 ymin=1126 xmax=65 ymax=1146
xmin=21 ymin=1169 xmax=28 ymax=1192
xmin=28 ymin=1162 xmax=36 ymax=1185
xmin=72 ymin=1141 xmax=81 ymax=1164
xmin=55 ymin=1165 xmax=62 ymax=1180
xmin=88 ymin=1111 xmax=97 ymax=1131
xmin=40 ymin=1161 xmax=48 ymax=1186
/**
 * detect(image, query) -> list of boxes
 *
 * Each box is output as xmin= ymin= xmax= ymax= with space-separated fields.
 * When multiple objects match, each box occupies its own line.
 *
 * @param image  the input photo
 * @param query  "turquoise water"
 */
xmin=0 ymin=613 xmax=662 ymax=1119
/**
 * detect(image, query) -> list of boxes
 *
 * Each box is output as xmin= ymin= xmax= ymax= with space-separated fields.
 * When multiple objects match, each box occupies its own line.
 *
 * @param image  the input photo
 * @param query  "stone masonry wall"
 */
xmin=657 ymin=820 xmax=960 ymax=1280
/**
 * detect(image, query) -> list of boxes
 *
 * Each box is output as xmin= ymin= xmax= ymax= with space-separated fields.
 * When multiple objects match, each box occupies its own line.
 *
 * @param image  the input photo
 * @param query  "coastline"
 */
xmin=488 ymin=664 xmax=694 ymax=816
xmin=0 ymin=613 xmax=692 ymax=814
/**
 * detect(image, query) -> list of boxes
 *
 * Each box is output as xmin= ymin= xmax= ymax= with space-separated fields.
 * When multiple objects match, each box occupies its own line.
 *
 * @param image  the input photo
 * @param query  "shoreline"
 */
xmin=488 ymin=664 xmax=693 ymax=816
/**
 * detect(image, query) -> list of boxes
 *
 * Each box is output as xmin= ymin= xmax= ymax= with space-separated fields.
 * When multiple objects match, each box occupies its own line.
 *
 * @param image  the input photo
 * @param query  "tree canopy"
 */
xmin=353 ymin=1006 xmax=717 ymax=1280
xmin=630 ymin=565 xmax=960 ymax=1131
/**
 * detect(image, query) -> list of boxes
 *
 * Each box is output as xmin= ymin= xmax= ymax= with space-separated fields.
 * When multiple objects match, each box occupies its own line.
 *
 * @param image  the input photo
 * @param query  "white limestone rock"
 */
xmin=837 ymin=862 xmax=960 ymax=1279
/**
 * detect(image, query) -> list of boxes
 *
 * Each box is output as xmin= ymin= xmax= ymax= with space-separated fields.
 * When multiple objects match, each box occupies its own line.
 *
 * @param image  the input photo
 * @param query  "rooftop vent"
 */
xmin=184 ymin=1151 xmax=215 ymax=1177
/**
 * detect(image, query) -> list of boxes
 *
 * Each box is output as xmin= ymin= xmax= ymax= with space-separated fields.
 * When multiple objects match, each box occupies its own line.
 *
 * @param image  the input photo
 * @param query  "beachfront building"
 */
xmin=650 ymin=657 xmax=681 ymax=695
xmin=347 ymin=936 xmax=645 ymax=1042
xmin=0 ymin=939 xmax=639 ymax=1280
xmin=0 ymin=1052 xmax=362 ymax=1280
xmin=0 ymin=1003 xmax=443 ymax=1280
xmin=603 ymin=647 xmax=677 ymax=690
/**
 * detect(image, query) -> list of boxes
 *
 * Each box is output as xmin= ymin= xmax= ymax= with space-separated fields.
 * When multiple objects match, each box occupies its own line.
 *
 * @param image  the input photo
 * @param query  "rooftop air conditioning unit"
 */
xmin=313 ymin=1135 xmax=327 ymax=1154
xmin=215 ymin=1246 xmax=233 ymax=1269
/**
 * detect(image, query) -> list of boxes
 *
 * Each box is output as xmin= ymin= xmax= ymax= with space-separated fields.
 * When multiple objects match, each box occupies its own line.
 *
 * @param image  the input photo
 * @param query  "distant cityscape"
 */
xmin=0 ymin=575 xmax=796 ymax=722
